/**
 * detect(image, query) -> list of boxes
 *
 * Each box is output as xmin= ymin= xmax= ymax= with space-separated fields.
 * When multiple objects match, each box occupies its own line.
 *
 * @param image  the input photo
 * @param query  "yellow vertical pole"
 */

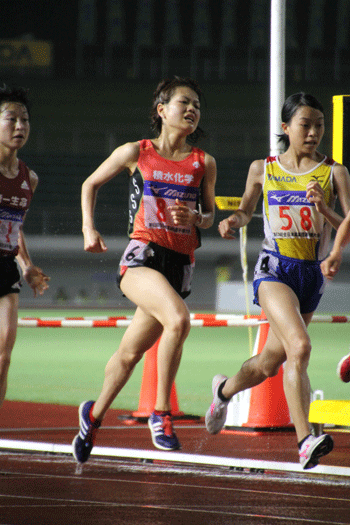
xmin=333 ymin=95 xmax=344 ymax=164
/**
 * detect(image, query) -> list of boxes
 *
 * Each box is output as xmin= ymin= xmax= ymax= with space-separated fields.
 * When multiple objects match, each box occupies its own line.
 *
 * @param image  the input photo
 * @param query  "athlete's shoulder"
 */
xmin=321 ymin=155 xmax=349 ymax=175
xmin=29 ymin=170 xmax=38 ymax=192
xmin=18 ymin=159 xmax=37 ymax=192
xmin=203 ymin=151 xmax=216 ymax=167
xmin=112 ymin=141 xmax=140 ymax=160
xmin=249 ymin=158 xmax=265 ymax=173
xmin=123 ymin=140 xmax=141 ymax=154
xmin=333 ymin=160 xmax=350 ymax=178
xmin=201 ymin=152 xmax=216 ymax=181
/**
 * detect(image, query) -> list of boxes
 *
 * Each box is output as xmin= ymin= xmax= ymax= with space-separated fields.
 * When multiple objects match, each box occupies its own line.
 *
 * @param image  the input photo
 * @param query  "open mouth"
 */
xmin=185 ymin=116 xmax=195 ymax=124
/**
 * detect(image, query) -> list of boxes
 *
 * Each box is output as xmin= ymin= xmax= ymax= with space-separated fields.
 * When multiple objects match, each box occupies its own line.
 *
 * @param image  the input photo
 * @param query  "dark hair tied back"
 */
xmin=277 ymin=92 xmax=324 ymax=148
xmin=150 ymin=76 xmax=205 ymax=144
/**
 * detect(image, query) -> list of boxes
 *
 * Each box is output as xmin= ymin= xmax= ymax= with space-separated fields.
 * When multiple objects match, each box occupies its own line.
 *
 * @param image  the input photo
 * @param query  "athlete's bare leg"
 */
xmin=222 ymin=281 xmax=313 ymax=442
xmin=92 ymin=266 xmax=190 ymax=420
xmin=222 ymin=330 xmax=286 ymax=398
xmin=257 ymin=281 xmax=313 ymax=442
xmin=0 ymin=294 xmax=18 ymax=408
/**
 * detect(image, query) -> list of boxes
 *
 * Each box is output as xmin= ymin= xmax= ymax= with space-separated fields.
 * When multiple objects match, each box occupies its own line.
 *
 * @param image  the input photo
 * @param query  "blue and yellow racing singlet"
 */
xmin=261 ymin=155 xmax=336 ymax=261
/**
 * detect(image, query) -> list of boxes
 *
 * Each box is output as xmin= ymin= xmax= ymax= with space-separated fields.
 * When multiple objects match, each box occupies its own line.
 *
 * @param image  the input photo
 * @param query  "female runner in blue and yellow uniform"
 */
xmin=205 ymin=93 xmax=350 ymax=470
xmin=73 ymin=77 xmax=217 ymax=463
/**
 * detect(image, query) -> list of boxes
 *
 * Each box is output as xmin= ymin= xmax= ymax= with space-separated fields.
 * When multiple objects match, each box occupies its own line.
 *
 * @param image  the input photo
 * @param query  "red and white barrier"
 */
xmin=17 ymin=313 xmax=350 ymax=328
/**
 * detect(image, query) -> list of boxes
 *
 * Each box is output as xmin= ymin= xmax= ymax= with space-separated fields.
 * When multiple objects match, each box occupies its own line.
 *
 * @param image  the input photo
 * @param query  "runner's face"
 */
xmin=0 ymin=102 xmax=30 ymax=151
xmin=282 ymin=106 xmax=324 ymax=154
xmin=158 ymin=86 xmax=201 ymax=135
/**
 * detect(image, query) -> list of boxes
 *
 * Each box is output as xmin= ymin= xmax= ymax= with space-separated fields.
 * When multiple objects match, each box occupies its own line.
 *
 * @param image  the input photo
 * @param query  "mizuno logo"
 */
xmin=150 ymin=185 xmax=163 ymax=195
xmin=285 ymin=195 xmax=310 ymax=204
xmin=164 ymin=189 xmax=196 ymax=200
xmin=270 ymin=193 xmax=309 ymax=204
xmin=270 ymin=194 xmax=284 ymax=203
xmin=268 ymin=191 xmax=314 ymax=206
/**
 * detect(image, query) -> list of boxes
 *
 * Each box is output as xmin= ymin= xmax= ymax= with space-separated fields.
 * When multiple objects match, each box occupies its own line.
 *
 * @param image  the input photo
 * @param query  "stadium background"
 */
xmin=1 ymin=0 xmax=350 ymax=311
xmin=2 ymin=9 xmax=350 ymax=520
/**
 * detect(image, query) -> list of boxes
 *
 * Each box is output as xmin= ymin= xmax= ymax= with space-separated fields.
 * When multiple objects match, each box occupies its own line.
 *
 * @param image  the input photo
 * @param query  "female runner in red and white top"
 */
xmin=0 ymin=85 xmax=49 ymax=408
xmin=74 ymin=77 xmax=217 ymax=462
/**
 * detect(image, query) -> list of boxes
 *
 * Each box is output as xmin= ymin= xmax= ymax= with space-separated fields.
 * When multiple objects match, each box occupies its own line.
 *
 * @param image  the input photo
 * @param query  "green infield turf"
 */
xmin=6 ymin=309 xmax=350 ymax=416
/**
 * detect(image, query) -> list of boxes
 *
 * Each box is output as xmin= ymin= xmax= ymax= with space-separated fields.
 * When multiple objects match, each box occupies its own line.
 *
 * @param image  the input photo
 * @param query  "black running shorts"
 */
xmin=0 ymin=257 xmax=21 ymax=298
xmin=117 ymin=240 xmax=194 ymax=299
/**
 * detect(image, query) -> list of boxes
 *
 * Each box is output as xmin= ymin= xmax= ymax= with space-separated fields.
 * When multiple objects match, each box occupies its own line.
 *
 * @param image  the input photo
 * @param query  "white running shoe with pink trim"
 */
xmin=205 ymin=374 xmax=229 ymax=434
xmin=299 ymin=433 xmax=334 ymax=470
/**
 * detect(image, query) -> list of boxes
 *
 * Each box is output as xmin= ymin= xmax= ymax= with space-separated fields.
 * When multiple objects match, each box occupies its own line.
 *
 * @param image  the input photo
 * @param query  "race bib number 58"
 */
xmin=267 ymin=190 xmax=323 ymax=238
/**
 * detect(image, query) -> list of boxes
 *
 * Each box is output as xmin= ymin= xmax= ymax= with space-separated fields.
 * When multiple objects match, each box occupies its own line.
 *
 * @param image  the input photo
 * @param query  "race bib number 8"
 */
xmin=144 ymin=180 xmax=198 ymax=234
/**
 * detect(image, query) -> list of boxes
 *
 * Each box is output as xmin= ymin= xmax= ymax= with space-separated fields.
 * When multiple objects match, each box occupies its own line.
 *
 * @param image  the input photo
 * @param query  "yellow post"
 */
xmin=333 ymin=94 xmax=350 ymax=165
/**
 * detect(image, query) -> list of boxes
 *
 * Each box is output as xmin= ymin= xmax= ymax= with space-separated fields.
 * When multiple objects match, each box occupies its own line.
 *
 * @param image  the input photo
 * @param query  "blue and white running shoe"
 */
xmin=72 ymin=400 xmax=101 ymax=463
xmin=148 ymin=412 xmax=181 ymax=451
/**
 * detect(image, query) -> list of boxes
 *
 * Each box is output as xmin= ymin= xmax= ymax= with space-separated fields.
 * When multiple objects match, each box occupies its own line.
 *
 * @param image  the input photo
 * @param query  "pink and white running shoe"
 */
xmin=205 ymin=374 xmax=229 ymax=434
xmin=299 ymin=434 xmax=334 ymax=470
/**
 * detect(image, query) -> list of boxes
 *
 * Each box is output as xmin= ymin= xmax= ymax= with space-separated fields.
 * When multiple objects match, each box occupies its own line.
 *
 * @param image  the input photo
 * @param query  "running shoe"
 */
xmin=205 ymin=374 xmax=229 ymax=434
xmin=299 ymin=433 xmax=334 ymax=470
xmin=148 ymin=412 xmax=181 ymax=451
xmin=337 ymin=353 xmax=350 ymax=383
xmin=72 ymin=400 xmax=101 ymax=463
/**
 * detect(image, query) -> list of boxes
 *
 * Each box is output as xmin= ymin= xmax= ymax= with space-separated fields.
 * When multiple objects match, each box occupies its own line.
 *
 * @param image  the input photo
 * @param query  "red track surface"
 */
xmin=1 ymin=400 xmax=350 ymax=524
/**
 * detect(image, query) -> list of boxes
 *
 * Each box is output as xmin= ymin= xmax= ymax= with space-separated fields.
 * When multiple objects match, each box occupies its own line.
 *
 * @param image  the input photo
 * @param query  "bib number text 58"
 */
xmin=279 ymin=205 xmax=312 ymax=232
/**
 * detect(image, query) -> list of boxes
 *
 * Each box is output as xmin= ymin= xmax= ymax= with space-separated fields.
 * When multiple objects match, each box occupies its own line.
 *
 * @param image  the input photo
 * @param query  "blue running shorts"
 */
xmin=253 ymin=250 xmax=325 ymax=314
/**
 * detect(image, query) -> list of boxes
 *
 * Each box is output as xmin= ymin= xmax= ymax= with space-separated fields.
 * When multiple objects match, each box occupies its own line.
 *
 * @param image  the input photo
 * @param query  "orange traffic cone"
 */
xmin=224 ymin=312 xmax=294 ymax=433
xmin=132 ymin=339 xmax=184 ymax=419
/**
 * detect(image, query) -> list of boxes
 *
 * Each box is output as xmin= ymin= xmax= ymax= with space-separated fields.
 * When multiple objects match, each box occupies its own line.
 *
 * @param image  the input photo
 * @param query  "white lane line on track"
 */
xmin=1 ymin=438 xmax=350 ymax=478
